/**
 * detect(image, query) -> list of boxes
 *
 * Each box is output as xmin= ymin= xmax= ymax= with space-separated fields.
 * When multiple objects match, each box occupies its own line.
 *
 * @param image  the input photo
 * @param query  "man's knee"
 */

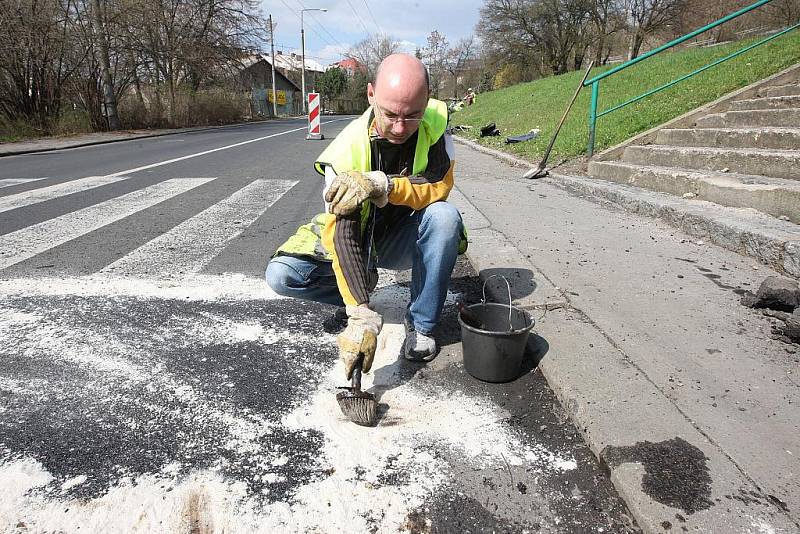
xmin=265 ymin=257 xmax=297 ymax=296
xmin=422 ymin=202 xmax=463 ymax=240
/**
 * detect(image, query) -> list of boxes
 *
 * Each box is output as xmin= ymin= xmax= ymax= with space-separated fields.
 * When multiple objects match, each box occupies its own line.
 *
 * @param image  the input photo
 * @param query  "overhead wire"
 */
xmin=343 ymin=0 xmax=371 ymax=36
xmin=360 ymin=0 xmax=382 ymax=34
xmin=308 ymin=11 xmax=349 ymax=51
xmin=276 ymin=0 xmax=336 ymax=49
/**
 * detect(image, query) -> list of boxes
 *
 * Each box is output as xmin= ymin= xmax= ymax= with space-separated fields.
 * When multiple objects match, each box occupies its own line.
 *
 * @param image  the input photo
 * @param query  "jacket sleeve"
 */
xmin=387 ymin=132 xmax=455 ymax=211
xmin=321 ymin=210 xmax=370 ymax=306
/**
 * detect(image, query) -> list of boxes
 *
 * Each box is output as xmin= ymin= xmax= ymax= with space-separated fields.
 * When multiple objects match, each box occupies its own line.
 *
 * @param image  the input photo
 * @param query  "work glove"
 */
xmin=325 ymin=170 xmax=389 ymax=216
xmin=337 ymin=304 xmax=383 ymax=380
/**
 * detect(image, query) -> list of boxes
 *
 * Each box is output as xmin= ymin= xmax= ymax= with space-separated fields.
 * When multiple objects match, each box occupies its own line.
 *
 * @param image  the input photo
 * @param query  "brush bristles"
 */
xmin=337 ymin=396 xmax=378 ymax=426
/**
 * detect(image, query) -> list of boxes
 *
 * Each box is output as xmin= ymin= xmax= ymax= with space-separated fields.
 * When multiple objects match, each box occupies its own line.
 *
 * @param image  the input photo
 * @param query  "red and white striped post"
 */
xmin=306 ymin=92 xmax=324 ymax=140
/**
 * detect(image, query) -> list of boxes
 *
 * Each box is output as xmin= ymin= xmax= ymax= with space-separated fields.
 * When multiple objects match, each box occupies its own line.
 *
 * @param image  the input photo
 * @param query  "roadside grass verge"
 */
xmin=452 ymin=30 xmax=800 ymax=164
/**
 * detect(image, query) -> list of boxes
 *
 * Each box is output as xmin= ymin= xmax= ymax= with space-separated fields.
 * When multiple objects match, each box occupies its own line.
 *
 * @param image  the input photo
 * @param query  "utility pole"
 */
xmin=300 ymin=11 xmax=307 ymax=114
xmin=300 ymin=8 xmax=327 ymax=114
xmin=269 ymin=14 xmax=278 ymax=117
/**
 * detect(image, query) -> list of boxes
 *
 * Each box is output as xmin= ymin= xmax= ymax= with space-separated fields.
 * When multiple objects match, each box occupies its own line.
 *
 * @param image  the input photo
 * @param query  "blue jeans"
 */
xmin=266 ymin=201 xmax=463 ymax=335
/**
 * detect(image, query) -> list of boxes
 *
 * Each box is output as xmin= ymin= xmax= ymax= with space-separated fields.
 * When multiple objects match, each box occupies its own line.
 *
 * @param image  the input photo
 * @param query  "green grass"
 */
xmin=453 ymin=30 xmax=800 ymax=163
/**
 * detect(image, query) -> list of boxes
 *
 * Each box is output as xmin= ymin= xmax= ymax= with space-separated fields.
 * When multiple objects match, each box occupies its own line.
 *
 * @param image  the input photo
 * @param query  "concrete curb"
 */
xmin=451 ymin=139 xmax=800 ymax=533
xmin=0 ymin=119 xmax=286 ymax=157
xmin=452 ymin=136 xmax=800 ymax=279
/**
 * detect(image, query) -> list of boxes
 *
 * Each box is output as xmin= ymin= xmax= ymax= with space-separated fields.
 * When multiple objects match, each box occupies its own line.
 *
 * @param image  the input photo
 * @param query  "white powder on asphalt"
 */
xmin=0 ymin=270 xmax=575 ymax=531
xmin=0 ymin=273 xmax=283 ymax=301
xmin=60 ymin=475 xmax=87 ymax=492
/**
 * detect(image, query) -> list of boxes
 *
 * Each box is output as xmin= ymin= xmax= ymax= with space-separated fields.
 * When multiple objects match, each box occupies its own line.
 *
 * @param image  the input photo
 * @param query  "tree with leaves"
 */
xmin=317 ymin=67 xmax=347 ymax=109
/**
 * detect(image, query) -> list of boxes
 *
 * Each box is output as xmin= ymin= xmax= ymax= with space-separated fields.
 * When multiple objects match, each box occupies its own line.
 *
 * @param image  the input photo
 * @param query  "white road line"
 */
xmin=105 ymin=118 xmax=350 ymax=178
xmin=0 ymin=178 xmax=213 ymax=271
xmin=101 ymin=179 xmax=298 ymax=279
xmin=0 ymin=176 xmax=128 ymax=214
xmin=0 ymin=178 xmax=48 ymax=189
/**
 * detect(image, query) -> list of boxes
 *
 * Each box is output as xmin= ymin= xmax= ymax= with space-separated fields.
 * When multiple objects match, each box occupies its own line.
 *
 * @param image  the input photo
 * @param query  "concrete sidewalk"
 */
xmin=452 ymin=141 xmax=800 ymax=533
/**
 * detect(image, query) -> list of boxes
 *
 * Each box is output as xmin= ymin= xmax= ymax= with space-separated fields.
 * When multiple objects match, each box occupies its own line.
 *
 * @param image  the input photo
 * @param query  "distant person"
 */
xmin=465 ymin=88 xmax=476 ymax=106
xmin=265 ymin=54 xmax=467 ymax=380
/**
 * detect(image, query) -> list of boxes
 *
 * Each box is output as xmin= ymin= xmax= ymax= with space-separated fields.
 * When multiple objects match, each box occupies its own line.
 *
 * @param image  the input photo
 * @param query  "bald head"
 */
xmin=368 ymin=54 xmax=431 ymax=144
xmin=374 ymin=54 xmax=429 ymax=92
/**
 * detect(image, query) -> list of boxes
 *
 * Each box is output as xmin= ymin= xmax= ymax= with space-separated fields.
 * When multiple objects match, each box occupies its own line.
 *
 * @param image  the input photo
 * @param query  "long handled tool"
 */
xmin=523 ymin=60 xmax=595 ymax=179
xmin=336 ymin=356 xmax=378 ymax=426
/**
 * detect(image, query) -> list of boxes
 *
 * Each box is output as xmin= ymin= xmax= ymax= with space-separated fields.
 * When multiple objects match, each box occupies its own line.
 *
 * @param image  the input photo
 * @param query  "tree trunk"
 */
xmin=628 ymin=29 xmax=645 ymax=61
xmin=91 ymin=0 xmax=121 ymax=130
xmin=594 ymin=31 xmax=606 ymax=64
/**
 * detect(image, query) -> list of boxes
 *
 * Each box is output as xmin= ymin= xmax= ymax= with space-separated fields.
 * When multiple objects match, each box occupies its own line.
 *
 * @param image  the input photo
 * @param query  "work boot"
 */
xmin=404 ymin=319 xmax=438 ymax=362
xmin=322 ymin=307 xmax=348 ymax=334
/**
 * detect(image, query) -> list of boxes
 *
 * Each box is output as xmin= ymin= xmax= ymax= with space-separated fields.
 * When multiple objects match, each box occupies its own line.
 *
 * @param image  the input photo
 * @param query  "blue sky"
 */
xmin=260 ymin=0 xmax=484 ymax=64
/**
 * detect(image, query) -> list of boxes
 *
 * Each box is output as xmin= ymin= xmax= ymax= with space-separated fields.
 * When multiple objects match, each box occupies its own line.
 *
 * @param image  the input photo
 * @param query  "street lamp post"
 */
xmin=301 ymin=7 xmax=327 ymax=114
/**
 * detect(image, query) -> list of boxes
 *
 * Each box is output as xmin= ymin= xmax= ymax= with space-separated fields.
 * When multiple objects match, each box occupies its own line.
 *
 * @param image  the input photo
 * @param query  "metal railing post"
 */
xmin=588 ymin=81 xmax=599 ymax=158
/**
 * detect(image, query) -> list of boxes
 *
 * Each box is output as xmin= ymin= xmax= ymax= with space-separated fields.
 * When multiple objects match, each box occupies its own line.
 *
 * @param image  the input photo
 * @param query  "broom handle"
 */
xmin=539 ymin=60 xmax=595 ymax=167
xmin=351 ymin=357 xmax=363 ymax=391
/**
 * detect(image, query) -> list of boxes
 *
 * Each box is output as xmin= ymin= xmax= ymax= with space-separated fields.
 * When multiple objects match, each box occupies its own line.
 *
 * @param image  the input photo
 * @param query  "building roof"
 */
xmin=328 ymin=57 xmax=366 ymax=73
xmin=240 ymin=54 xmax=302 ymax=91
xmin=242 ymin=52 xmax=325 ymax=74
xmin=271 ymin=52 xmax=325 ymax=73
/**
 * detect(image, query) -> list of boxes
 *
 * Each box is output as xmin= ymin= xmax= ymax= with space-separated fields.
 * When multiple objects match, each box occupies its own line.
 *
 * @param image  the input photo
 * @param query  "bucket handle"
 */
xmin=481 ymin=274 xmax=514 ymax=331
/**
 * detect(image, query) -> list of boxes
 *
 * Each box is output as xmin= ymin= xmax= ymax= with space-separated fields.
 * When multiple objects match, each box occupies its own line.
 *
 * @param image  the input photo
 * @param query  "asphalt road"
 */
xmin=0 ymin=120 xmax=638 ymax=532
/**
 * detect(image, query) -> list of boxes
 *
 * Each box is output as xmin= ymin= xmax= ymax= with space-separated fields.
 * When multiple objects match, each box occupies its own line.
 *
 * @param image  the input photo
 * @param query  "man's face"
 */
xmin=367 ymin=82 xmax=429 ymax=144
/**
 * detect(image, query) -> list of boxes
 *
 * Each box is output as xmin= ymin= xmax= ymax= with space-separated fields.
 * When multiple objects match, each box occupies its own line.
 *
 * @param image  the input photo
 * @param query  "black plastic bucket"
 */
xmin=459 ymin=294 xmax=535 ymax=383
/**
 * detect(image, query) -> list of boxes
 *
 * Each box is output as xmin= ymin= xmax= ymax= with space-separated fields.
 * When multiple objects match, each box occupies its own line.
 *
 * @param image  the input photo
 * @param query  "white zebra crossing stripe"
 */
xmin=0 ymin=176 xmax=129 ymax=214
xmin=0 ymin=178 xmax=48 ymax=189
xmin=0 ymin=178 xmax=213 ymax=271
xmin=101 ymin=179 xmax=297 ymax=279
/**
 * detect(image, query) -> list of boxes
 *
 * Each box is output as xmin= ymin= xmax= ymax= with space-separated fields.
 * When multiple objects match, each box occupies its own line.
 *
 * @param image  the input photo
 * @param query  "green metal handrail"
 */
xmin=584 ymin=0 xmax=799 ymax=157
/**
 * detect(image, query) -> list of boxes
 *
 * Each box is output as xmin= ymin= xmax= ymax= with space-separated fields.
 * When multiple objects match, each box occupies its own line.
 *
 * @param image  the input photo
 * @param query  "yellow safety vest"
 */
xmin=275 ymin=99 xmax=465 ymax=260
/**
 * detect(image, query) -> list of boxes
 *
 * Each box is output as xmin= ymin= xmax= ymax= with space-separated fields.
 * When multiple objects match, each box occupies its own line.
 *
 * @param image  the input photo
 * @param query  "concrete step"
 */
xmin=696 ymin=108 xmax=800 ymax=128
xmin=588 ymin=160 xmax=800 ymax=223
xmin=623 ymin=145 xmax=800 ymax=180
xmin=655 ymin=127 xmax=800 ymax=150
xmin=760 ymin=83 xmax=800 ymax=98
xmin=729 ymin=94 xmax=800 ymax=111
xmin=549 ymin=173 xmax=800 ymax=278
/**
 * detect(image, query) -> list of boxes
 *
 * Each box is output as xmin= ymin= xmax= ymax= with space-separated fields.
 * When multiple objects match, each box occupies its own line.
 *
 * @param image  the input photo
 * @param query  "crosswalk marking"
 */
xmin=0 ymin=178 xmax=48 ymax=189
xmin=101 ymin=179 xmax=297 ymax=279
xmin=0 ymin=178 xmax=214 ymax=271
xmin=0 ymin=176 xmax=129 ymax=214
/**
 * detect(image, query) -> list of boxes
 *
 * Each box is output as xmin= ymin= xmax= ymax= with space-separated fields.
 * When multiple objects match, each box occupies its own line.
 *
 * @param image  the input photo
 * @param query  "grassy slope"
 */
xmin=452 ymin=30 xmax=800 ymax=163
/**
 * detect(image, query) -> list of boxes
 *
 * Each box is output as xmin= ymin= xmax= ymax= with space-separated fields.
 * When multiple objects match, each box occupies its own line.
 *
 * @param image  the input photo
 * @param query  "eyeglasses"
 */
xmin=373 ymin=103 xmax=424 ymax=125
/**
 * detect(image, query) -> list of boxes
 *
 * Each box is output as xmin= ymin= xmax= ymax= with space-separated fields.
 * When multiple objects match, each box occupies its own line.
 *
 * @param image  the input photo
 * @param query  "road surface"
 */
xmin=0 ymin=119 xmax=637 ymax=533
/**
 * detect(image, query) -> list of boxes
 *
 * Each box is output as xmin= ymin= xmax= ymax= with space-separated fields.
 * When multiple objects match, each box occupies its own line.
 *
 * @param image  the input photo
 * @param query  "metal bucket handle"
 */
xmin=481 ymin=274 xmax=514 ymax=331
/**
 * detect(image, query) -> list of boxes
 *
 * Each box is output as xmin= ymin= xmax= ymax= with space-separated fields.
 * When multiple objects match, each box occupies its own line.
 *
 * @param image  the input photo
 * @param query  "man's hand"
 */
xmin=337 ymin=304 xmax=383 ymax=379
xmin=325 ymin=170 xmax=389 ymax=216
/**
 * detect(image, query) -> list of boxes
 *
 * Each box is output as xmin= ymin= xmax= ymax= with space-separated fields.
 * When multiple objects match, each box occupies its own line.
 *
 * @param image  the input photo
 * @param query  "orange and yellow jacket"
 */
xmin=275 ymin=98 xmax=465 ymax=306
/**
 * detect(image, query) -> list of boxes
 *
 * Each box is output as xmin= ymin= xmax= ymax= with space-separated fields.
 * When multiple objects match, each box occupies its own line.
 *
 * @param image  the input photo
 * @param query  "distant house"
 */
xmin=328 ymin=57 xmax=367 ymax=76
xmin=271 ymin=51 xmax=326 ymax=94
xmin=240 ymin=54 xmax=302 ymax=116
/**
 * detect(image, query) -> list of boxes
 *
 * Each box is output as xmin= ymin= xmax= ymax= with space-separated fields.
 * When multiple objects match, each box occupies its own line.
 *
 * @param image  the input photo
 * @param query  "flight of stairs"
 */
xmin=588 ymin=70 xmax=800 ymax=225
